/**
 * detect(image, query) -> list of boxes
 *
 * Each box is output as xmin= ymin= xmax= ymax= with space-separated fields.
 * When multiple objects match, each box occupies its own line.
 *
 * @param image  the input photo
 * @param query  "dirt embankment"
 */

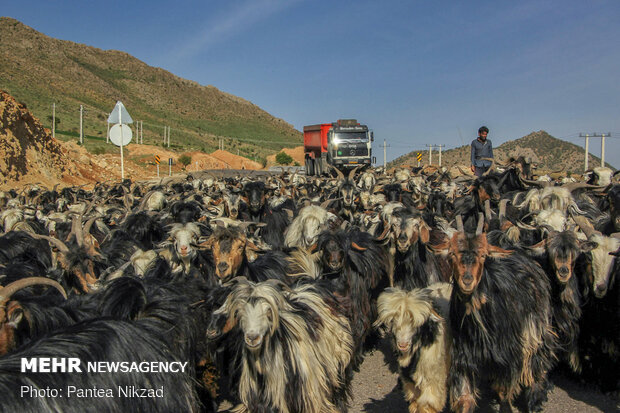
xmin=266 ymin=146 xmax=305 ymax=167
xmin=0 ymin=90 xmax=268 ymax=190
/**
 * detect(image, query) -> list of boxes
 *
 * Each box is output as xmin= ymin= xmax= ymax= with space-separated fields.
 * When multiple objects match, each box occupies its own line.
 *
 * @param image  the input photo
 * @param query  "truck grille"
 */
xmin=337 ymin=144 xmax=368 ymax=157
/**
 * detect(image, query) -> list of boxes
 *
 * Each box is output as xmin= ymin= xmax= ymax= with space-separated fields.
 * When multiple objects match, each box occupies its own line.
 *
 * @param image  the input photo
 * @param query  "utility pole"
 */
xmin=426 ymin=144 xmax=434 ymax=165
xmin=79 ymin=105 xmax=83 ymax=145
xmin=382 ymin=139 xmax=388 ymax=170
xmin=140 ymin=121 xmax=143 ymax=144
xmin=163 ymin=126 xmax=166 ymax=145
xmin=580 ymin=133 xmax=611 ymax=169
xmin=52 ymin=103 xmax=56 ymax=139
xmin=167 ymin=126 xmax=170 ymax=148
xmin=581 ymin=133 xmax=589 ymax=171
xmin=437 ymin=144 xmax=445 ymax=167
xmin=601 ymin=133 xmax=606 ymax=167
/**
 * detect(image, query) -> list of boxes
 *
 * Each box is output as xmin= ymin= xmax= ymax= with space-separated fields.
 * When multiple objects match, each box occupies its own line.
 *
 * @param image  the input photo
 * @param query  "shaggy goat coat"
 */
xmin=375 ymin=283 xmax=452 ymax=413
xmin=448 ymin=252 xmax=557 ymax=412
xmin=214 ymin=278 xmax=354 ymax=413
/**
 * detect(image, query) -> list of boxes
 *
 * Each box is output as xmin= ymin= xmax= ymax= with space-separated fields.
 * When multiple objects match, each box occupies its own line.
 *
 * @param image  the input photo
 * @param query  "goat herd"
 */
xmin=0 ymin=160 xmax=618 ymax=413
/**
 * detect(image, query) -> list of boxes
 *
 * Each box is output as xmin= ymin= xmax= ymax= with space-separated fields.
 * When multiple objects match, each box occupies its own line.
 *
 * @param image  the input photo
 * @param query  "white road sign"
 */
xmin=109 ymin=124 xmax=133 ymax=146
xmin=107 ymin=101 xmax=133 ymax=124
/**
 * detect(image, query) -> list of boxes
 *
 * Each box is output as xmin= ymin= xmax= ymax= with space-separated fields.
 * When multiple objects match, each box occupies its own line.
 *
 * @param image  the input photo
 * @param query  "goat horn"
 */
xmin=456 ymin=216 xmax=464 ymax=233
xmin=499 ymin=199 xmax=508 ymax=221
xmin=71 ymin=215 xmax=84 ymax=247
xmin=484 ymin=199 xmax=492 ymax=222
xmin=351 ymin=242 xmax=367 ymax=251
xmin=30 ymin=234 xmax=70 ymax=254
xmin=0 ymin=277 xmax=67 ymax=302
xmin=572 ymin=215 xmax=599 ymax=239
xmin=515 ymin=220 xmax=537 ymax=230
xmin=562 ymin=182 xmax=606 ymax=192
xmin=376 ymin=225 xmax=391 ymax=241
xmin=138 ymin=190 xmax=156 ymax=211
xmin=328 ymin=164 xmax=345 ymax=181
xmin=476 ymin=212 xmax=485 ymax=236
xmin=519 ymin=176 xmax=552 ymax=188
xmin=348 ymin=165 xmax=362 ymax=182
xmin=83 ymin=216 xmax=100 ymax=236
xmin=320 ymin=199 xmax=333 ymax=209
xmin=481 ymin=158 xmax=495 ymax=176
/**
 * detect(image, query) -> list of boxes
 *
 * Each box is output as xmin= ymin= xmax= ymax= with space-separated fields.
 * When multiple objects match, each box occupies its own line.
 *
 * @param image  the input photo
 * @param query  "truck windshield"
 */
xmin=333 ymin=132 xmax=368 ymax=141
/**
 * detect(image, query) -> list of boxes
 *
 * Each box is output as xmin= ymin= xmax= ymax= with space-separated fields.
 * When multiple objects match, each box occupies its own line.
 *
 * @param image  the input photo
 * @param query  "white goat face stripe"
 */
xmin=589 ymin=234 xmax=620 ymax=295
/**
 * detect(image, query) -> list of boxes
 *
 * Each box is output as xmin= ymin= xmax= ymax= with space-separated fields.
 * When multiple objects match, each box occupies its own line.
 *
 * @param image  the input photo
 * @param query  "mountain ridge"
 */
xmin=0 ymin=17 xmax=302 ymax=161
xmin=390 ymin=130 xmax=615 ymax=172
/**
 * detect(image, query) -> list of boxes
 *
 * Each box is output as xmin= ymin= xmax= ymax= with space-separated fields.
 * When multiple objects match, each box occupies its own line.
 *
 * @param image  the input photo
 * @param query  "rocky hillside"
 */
xmin=0 ymin=90 xmax=78 ymax=188
xmin=391 ymin=131 xmax=614 ymax=172
xmin=1 ymin=90 xmax=267 ymax=190
xmin=0 ymin=17 xmax=302 ymax=161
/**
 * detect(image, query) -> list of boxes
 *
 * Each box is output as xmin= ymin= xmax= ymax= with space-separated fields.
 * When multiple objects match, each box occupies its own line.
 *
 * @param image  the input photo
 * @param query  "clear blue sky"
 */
xmin=4 ymin=0 xmax=620 ymax=166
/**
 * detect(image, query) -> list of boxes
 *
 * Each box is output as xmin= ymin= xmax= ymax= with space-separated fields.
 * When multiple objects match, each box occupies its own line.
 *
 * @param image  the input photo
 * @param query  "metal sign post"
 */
xmin=107 ymin=101 xmax=133 ymax=180
xmin=155 ymin=155 xmax=161 ymax=178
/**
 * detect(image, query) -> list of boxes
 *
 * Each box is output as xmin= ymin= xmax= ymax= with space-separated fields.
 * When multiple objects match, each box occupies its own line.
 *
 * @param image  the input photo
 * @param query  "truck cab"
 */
xmin=303 ymin=119 xmax=374 ymax=176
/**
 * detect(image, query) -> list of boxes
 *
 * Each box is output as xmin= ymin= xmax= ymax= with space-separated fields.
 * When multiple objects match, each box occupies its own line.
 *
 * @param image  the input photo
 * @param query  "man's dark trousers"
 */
xmin=474 ymin=166 xmax=489 ymax=177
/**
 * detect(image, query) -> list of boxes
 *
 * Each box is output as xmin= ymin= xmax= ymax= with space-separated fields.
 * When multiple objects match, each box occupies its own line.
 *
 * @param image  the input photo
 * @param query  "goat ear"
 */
xmin=419 ymin=223 xmax=430 ymax=244
xmin=429 ymin=240 xmax=451 ymax=257
xmin=6 ymin=301 xmax=25 ymax=328
xmin=525 ymin=239 xmax=547 ymax=256
xmin=579 ymin=240 xmax=598 ymax=253
xmin=245 ymin=240 xmax=260 ymax=251
xmin=198 ymin=238 xmax=214 ymax=249
xmin=487 ymin=244 xmax=513 ymax=258
xmin=419 ymin=316 xmax=440 ymax=348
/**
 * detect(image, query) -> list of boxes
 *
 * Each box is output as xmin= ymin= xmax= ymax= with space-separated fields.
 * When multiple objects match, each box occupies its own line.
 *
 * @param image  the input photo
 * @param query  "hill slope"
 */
xmin=391 ymin=130 xmax=615 ymax=172
xmin=0 ymin=17 xmax=301 ymax=161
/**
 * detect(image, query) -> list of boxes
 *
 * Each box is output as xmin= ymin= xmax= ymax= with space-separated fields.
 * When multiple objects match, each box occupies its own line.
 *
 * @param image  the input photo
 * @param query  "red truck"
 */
xmin=303 ymin=119 xmax=374 ymax=176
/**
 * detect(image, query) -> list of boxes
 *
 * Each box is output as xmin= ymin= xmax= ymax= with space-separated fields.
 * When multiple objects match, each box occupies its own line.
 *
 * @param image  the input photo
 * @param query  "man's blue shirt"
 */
xmin=471 ymin=138 xmax=493 ymax=167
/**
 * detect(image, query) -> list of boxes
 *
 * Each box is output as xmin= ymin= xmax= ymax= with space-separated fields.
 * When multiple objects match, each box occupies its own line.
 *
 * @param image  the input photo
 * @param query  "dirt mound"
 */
xmin=126 ymin=144 xmax=179 ymax=161
xmin=0 ymin=90 xmax=79 ymax=189
xmin=0 ymin=90 xmax=263 ymax=191
xmin=181 ymin=151 xmax=229 ymax=171
xmin=0 ymin=90 xmax=157 ymax=190
xmin=266 ymin=146 xmax=305 ymax=167
xmin=210 ymin=149 xmax=262 ymax=170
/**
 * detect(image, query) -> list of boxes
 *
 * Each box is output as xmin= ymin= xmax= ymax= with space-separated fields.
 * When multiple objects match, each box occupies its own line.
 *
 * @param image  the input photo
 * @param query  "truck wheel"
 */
xmin=306 ymin=158 xmax=315 ymax=176
xmin=315 ymin=158 xmax=322 ymax=176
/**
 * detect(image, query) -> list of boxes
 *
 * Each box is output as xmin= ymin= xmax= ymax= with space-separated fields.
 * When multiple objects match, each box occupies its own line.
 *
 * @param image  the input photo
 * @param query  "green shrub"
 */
xmin=275 ymin=151 xmax=293 ymax=165
xmin=178 ymin=154 xmax=192 ymax=168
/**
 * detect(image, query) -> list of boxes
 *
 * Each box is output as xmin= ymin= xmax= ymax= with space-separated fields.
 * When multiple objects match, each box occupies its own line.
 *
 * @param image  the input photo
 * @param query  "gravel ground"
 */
xmin=218 ymin=338 xmax=618 ymax=413
xmin=350 ymin=338 xmax=619 ymax=413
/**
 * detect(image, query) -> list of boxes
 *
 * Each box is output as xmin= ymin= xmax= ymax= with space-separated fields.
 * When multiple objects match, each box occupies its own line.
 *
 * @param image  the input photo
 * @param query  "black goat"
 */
xmin=316 ymin=228 xmax=389 ymax=369
xmin=438 ymin=219 xmax=557 ymax=413
xmin=385 ymin=208 xmax=449 ymax=289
